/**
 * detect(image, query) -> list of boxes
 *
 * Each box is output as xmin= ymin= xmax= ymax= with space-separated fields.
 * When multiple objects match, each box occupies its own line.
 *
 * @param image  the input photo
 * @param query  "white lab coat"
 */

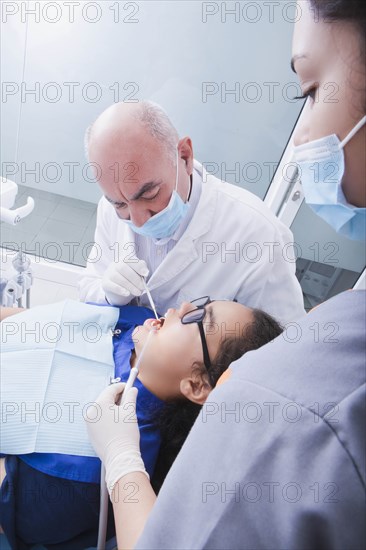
xmin=79 ymin=161 xmax=305 ymax=324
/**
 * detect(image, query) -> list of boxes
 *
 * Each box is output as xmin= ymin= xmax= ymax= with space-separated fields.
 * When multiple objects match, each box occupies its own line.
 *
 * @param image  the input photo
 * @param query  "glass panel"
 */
xmin=0 ymin=184 xmax=97 ymax=266
xmin=1 ymin=2 xmax=303 ymax=266
xmin=291 ymin=200 xmax=365 ymax=310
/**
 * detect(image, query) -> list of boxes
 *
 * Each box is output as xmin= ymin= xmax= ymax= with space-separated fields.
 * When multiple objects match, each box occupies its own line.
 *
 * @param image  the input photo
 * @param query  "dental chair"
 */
xmin=0 ymin=180 xmax=117 ymax=549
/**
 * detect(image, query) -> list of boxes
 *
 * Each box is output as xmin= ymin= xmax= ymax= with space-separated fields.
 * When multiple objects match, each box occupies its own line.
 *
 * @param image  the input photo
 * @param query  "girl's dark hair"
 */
xmin=151 ymin=308 xmax=283 ymax=493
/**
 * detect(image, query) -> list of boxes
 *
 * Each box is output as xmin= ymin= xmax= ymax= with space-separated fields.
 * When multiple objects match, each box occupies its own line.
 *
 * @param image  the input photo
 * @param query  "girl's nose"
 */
xmin=178 ymin=301 xmax=197 ymax=318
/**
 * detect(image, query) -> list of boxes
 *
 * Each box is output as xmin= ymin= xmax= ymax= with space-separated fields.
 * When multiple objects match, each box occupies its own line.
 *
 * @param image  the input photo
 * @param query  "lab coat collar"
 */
xmin=147 ymin=159 xmax=217 ymax=289
xmin=154 ymin=162 xmax=203 ymax=245
xmin=121 ymin=160 xmax=209 ymax=247
xmin=184 ymin=159 xmax=215 ymax=239
xmin=122 ymin=219 xmax=138 ymax=250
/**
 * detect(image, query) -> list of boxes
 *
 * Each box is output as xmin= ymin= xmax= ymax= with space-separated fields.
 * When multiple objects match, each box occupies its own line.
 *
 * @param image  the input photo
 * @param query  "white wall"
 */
xmin=1 ymin=1 xmax=303 ymax=202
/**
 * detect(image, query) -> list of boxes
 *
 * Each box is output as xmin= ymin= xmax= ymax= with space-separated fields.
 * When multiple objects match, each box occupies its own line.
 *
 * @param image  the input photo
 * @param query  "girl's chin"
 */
xmin=132 ymin=325 xmax=147 ymax=347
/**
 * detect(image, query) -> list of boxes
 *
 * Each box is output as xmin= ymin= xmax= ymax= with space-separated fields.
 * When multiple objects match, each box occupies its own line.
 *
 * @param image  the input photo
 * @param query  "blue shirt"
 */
xmin=17 ymin=305 xmax=164 ymax=483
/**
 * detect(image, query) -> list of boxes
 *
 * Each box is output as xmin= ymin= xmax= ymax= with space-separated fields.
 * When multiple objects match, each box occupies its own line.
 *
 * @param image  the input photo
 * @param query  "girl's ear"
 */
xmin=180 ymin=375 xmax=211 ymax=405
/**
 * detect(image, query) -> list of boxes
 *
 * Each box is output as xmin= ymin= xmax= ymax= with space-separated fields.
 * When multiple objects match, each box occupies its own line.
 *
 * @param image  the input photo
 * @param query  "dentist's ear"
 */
xmin=178 ymin=137 xmax=194 ymax=175
xmin=180 ymin=373 xmax=212 ymax=405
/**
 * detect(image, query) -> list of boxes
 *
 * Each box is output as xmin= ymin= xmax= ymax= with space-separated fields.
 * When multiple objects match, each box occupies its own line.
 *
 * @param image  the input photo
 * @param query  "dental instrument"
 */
xmin=83 ymin=272 xmax=159 ymax=319
xmin=12 ymin=252 xmax=33 ymax=308
xmin=97 ymin=328 xmax=157 ymax=550
xmin=142 ymin=277 xmax=159 ymax=320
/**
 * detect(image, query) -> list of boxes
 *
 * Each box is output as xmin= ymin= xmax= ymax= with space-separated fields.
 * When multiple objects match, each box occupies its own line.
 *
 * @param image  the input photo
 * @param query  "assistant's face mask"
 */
xmin=124 ymin=149 xmax=190 ymax=239
xmin=293 ymin=115 xmax=366 ymax=241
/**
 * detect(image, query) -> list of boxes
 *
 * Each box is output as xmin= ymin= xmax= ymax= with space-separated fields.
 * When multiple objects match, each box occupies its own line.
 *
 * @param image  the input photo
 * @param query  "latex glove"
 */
xmin=102 ymin=257 xmax=149 ymax=306
xmin=85 ymin=382 xmax=148 ymax=496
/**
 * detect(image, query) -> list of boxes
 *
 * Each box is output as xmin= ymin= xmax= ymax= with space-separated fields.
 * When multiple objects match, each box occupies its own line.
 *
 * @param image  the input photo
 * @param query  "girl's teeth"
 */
xmin=148 ymin=317 xmax=165 ymax=330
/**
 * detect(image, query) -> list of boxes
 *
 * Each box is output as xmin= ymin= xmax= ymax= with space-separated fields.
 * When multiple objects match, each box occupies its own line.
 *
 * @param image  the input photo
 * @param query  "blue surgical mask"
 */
xmin=124 ymin=150 xmax=190 ymax=239
xmin=294 ymin=115 xmax=366 ymax=241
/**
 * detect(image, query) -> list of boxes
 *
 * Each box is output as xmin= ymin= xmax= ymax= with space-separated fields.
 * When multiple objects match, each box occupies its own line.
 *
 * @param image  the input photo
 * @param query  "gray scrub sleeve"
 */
xmin=135 ymin=290 xmax=366 ymax=550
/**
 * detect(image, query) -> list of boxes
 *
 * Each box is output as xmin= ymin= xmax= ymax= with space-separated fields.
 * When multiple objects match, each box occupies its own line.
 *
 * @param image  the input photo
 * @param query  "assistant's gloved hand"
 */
xmin=85 ymin=382 xmax=148 ymax=496
xmin=102 ymin=257 xmax=149 ymax=306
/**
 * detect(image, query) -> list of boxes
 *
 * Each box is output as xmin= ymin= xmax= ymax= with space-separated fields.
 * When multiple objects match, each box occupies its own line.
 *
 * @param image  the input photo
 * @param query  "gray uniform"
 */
xmin=136 ymin=290 xmax=366 ymax=549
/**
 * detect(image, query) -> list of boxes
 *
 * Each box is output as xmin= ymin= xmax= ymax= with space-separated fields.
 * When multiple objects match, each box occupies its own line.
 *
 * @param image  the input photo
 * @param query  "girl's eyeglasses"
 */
xmin=181 ymin=296 xmax=214 ymax=383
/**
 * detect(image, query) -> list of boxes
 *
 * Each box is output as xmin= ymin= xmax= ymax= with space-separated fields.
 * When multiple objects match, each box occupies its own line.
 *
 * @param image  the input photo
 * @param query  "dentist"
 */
xmin=79 ymin=101 xmax=305 ymax=324
xmin=87 ymin=1 xmax=365 ymax=548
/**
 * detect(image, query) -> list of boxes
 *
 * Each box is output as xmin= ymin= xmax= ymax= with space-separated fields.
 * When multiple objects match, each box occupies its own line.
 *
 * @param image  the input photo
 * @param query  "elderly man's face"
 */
xmin=89 ymin=123 xmax=193 ymax=227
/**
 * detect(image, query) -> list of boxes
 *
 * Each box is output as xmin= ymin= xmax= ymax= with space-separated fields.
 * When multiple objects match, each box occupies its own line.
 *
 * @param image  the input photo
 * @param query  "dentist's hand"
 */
xmin=102 ymin=257 xmax=149 ymax=306
xmin=85 ymin=383 xmax=148 ymax=496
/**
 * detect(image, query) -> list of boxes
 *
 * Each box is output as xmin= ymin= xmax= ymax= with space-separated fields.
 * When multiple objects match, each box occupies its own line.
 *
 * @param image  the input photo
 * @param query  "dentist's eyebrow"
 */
xmin=130 ymin=181 xmax=161 ymax=201
xmin=290 ymin=54 xmax=308 ymax=73
xmin=104 ymin=181 xmax=161 ymax=206
xmin=105 ymin=195 xmax=126 ymax=207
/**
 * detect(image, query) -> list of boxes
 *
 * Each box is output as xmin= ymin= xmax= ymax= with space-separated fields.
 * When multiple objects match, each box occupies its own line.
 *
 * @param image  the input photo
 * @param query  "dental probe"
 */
xmin=119 ymin=326 xmax=156 ymax=403
xmin=142 ymin=278 xmax=159 ymax=320
xmin=97 ymin=328 xmax=156 ymax=550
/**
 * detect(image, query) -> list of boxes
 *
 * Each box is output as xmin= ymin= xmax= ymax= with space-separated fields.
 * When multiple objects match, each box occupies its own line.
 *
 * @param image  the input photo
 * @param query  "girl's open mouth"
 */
xmin=143 ymin=317 xmax=165 ymax=330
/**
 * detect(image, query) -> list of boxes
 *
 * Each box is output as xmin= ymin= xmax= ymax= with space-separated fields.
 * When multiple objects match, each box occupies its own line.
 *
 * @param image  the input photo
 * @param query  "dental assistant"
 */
xmin=87 ymin=1 xmax=366 ymax=548
xmin=79 ymin=101 xmax=305 ymax=325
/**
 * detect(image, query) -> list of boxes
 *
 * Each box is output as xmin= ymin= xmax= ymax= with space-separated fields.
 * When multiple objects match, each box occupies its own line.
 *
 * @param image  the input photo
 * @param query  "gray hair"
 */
xmin=133 ymin=101 xmax=179 ymax=164
xmin=84 ymin=100 xmax=179 ymax=165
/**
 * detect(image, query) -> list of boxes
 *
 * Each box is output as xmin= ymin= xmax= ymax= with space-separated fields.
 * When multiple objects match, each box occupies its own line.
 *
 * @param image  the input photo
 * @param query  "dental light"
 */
xmin=0 ymin=178 xmax=34 ymax=225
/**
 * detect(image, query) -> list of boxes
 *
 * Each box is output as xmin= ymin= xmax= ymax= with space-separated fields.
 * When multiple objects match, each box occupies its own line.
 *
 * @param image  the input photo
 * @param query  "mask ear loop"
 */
xmin=174 ymin=148 xmax=179 ymax=192
xmin=175 ymin=146 xmax=191 ymax=203
xmin=339 ymin=115 xmax=366 ymax=149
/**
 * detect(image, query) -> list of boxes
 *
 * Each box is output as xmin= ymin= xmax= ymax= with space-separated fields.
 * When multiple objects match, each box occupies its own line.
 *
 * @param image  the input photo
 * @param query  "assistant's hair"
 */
xmin=308 ymin=0 xmax=366 ymax=115
xmin=309 ymin=0 xmax=366 ymax=50
xmin=309 ymin=0 xmax=366 ymax=24
xmin=151 ymin=308 xmax=283 ymax=493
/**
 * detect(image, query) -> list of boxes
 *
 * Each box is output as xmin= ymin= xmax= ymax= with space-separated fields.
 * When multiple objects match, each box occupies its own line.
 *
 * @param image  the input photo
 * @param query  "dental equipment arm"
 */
xmin=0 ymin=197 xmax=35 ymax=225
xmin=0 ymin=179 xmax=35 ymax=226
